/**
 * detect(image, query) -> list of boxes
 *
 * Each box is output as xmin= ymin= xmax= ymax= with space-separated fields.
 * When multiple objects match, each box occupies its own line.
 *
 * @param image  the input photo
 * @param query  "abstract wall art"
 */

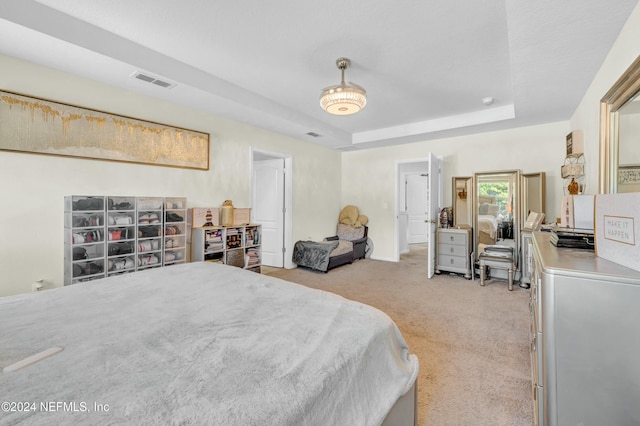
xmin=0 ymin=90 xmax=210 ymax=170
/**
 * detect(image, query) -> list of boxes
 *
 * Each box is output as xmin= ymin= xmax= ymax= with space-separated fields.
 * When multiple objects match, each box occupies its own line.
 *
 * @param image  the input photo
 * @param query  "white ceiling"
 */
xmin=0 ymin=0 xmax=637 ymax=151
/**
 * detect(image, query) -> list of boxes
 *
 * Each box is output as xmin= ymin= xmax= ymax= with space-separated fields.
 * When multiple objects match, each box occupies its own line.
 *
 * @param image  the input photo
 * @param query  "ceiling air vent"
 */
xmin=131 ymin=71 xmax=176 ymax=89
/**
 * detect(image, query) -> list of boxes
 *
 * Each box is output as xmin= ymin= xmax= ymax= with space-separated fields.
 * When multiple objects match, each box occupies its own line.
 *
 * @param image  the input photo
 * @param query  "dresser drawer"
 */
xmin=437 ymin=254 xmax=467 ymax=269
xmin=438 ymin=243 xmax=467 ymax=257
xmin=438 ymin=231 xmax=466 ymax=246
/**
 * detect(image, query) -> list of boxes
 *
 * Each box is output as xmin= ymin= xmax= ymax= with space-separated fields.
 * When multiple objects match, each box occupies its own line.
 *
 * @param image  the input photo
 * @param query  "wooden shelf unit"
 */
xmin=191 ymin=225 xmax=262 ymax=273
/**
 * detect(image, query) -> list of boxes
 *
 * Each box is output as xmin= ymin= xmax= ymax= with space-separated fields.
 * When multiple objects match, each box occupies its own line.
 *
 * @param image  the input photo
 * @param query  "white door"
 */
xmin=252 ymin=158 xmax=284 ymax=267
xmin=427 ymin=153 xmax=442 ymax=278
xmin=406 ymin=174 xmax=428 ymax=244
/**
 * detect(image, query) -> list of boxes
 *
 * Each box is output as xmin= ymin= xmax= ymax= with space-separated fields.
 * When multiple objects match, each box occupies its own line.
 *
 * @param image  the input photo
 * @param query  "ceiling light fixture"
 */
xmin=320 ymin=58 xmax=367 ymax=115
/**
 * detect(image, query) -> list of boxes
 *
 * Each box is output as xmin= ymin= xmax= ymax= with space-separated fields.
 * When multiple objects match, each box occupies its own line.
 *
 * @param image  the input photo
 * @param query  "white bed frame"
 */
xmin=382 ymin=382 xmax=418 ymax=426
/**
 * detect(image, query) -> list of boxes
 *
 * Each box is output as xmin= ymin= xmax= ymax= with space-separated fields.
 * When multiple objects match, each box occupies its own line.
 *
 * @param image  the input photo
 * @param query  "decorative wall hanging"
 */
xmin=0 ymin=90 xmax=210 ymax=170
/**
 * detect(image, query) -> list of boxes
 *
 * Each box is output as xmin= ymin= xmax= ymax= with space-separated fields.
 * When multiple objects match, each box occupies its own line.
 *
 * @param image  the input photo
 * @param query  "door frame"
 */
xmin=250 ymin=147 xmax=294 ymax=269
xmin=394 ymin=156 xmax=442 ymax=262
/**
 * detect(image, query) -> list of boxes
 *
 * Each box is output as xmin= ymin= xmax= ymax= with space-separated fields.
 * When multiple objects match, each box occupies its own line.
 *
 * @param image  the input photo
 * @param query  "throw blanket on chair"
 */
xmin=292 ymin=240 xmax=339 ymax=271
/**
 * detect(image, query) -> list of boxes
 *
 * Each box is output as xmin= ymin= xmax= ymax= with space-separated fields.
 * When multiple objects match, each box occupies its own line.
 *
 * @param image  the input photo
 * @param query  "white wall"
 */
xmin=343 ymin=2 xmax=640 ymax=264
xmin=0 ymin=54 xmax=342 ymax=297
xmin=341 ymin=122 xmax=569 ymax=261
xmin=571 ymin=1 xmax=640 ymax=192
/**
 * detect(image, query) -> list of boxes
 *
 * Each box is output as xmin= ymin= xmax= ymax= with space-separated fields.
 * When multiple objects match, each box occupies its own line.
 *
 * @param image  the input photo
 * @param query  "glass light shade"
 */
xmin=320 ymin=84 xmax=367 ymax=115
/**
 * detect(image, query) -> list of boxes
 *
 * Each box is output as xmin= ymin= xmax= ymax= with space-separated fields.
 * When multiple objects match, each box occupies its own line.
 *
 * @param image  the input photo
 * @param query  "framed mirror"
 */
xmin=452 ymin=176 xmax=472 ymax=227
xmin=521 ymin=172 xmax=546 ymax=225
xmin=599 ymin=54 xmax=640 ymax=193
xmin=473 ymin=170 xmax=521 ymax=263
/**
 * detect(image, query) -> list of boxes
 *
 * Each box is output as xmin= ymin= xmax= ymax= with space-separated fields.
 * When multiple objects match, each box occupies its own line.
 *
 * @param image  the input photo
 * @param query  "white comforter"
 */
xmin=478 ymin=214 xmax=498 ymax=238
xmin=0 ymin=262 xmax=418 ymax=425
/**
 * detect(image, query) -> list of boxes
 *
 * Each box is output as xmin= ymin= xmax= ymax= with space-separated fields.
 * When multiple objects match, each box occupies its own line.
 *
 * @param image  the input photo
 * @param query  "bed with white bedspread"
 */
xmin=0 ymin=262 xmax=418 ymax=425
xmin=477 ymin=214 xmax=499 ymax=245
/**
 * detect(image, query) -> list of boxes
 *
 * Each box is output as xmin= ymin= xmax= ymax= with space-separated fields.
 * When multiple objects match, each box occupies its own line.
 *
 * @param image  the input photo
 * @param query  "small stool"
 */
xmin=479 ymin=246 xmax=515 ymax=291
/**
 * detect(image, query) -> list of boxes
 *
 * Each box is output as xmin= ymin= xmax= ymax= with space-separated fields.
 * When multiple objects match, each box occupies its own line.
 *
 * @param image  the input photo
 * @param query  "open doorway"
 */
xmin=395 ymin=154 xmax=443 ymax=277
xmin=398 ymin=162 xmax=429 ymax=260
xmin=250 ymin=148 xmax=294 ymax=269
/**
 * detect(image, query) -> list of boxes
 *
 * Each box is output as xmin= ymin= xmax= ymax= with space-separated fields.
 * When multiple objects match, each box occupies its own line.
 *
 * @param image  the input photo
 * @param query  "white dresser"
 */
xmin=435 ymin=227 xmax=471 ymax=279
xmin=530 ymin=232 xmax=640 ymax=425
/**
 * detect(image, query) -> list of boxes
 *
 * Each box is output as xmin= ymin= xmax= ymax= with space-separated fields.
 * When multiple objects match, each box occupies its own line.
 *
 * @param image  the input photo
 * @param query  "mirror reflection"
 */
xmin=452 ymin=176 xmax=472 ymax=227
xmin=617 ymin=94 xmax=640 ymax=193
xmin=473 ymin=170 xmax=520 ymax=262
xmin=600 ymin=54 xmax=640 ymax=193
xmin=521 ymin=172 xmax=546 ymax=224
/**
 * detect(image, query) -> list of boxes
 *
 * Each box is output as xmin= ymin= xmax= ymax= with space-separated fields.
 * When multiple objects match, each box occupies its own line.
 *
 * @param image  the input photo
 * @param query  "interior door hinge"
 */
xmin=282 ymin=247 xmax=286 ymax=253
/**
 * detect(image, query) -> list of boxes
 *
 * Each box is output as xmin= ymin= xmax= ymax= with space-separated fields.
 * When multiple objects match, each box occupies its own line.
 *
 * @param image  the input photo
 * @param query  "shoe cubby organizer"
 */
xmin=64 ymin=195 xmax=187 ymax=285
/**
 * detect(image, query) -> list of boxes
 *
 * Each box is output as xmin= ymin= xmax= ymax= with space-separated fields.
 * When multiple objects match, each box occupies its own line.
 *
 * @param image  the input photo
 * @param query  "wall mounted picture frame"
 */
xmin=0 ymin=90 xmax=210 ymax=170
xmin=565 ymin=130 xmax=584 ymax=155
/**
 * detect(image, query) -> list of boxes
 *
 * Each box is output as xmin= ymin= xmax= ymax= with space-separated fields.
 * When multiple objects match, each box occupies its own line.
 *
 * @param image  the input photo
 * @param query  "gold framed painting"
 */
xmin=0 ymin=90 xmax=210 ymax=170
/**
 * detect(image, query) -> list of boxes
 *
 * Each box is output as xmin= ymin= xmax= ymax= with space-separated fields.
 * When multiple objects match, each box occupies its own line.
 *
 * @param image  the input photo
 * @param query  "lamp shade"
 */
xmin=320 ymin=58 xmax=366 ymax=115
xmin=320 ymin=84 xmax=367 ymax=115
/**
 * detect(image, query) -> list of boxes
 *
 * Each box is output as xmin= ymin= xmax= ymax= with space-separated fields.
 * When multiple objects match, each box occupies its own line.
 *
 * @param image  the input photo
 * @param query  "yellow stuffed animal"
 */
xmin=339 ymin=205 xmax=368 ymax=227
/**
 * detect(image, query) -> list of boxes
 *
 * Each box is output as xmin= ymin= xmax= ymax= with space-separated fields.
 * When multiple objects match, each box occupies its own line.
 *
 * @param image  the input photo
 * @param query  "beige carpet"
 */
xmin=265 ymin=244 xmax=533 ymax=426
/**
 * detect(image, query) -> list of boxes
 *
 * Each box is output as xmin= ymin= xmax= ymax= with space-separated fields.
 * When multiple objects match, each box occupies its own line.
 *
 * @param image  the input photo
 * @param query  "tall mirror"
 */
xmin=600 ymin=54 xmax=640 ymax=193
xmin=521 ymin=172 xmax=546 ymax=225
xmin=473 ymin=170 xmax=521 ymax=262
xmin=452 ymin=176 xmax=472 ymax=227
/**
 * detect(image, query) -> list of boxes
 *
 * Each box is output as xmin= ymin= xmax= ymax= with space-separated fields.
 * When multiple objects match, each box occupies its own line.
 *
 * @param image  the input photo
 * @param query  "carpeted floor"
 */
xmin=265 ymin=244 xmax=533 ymax=426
